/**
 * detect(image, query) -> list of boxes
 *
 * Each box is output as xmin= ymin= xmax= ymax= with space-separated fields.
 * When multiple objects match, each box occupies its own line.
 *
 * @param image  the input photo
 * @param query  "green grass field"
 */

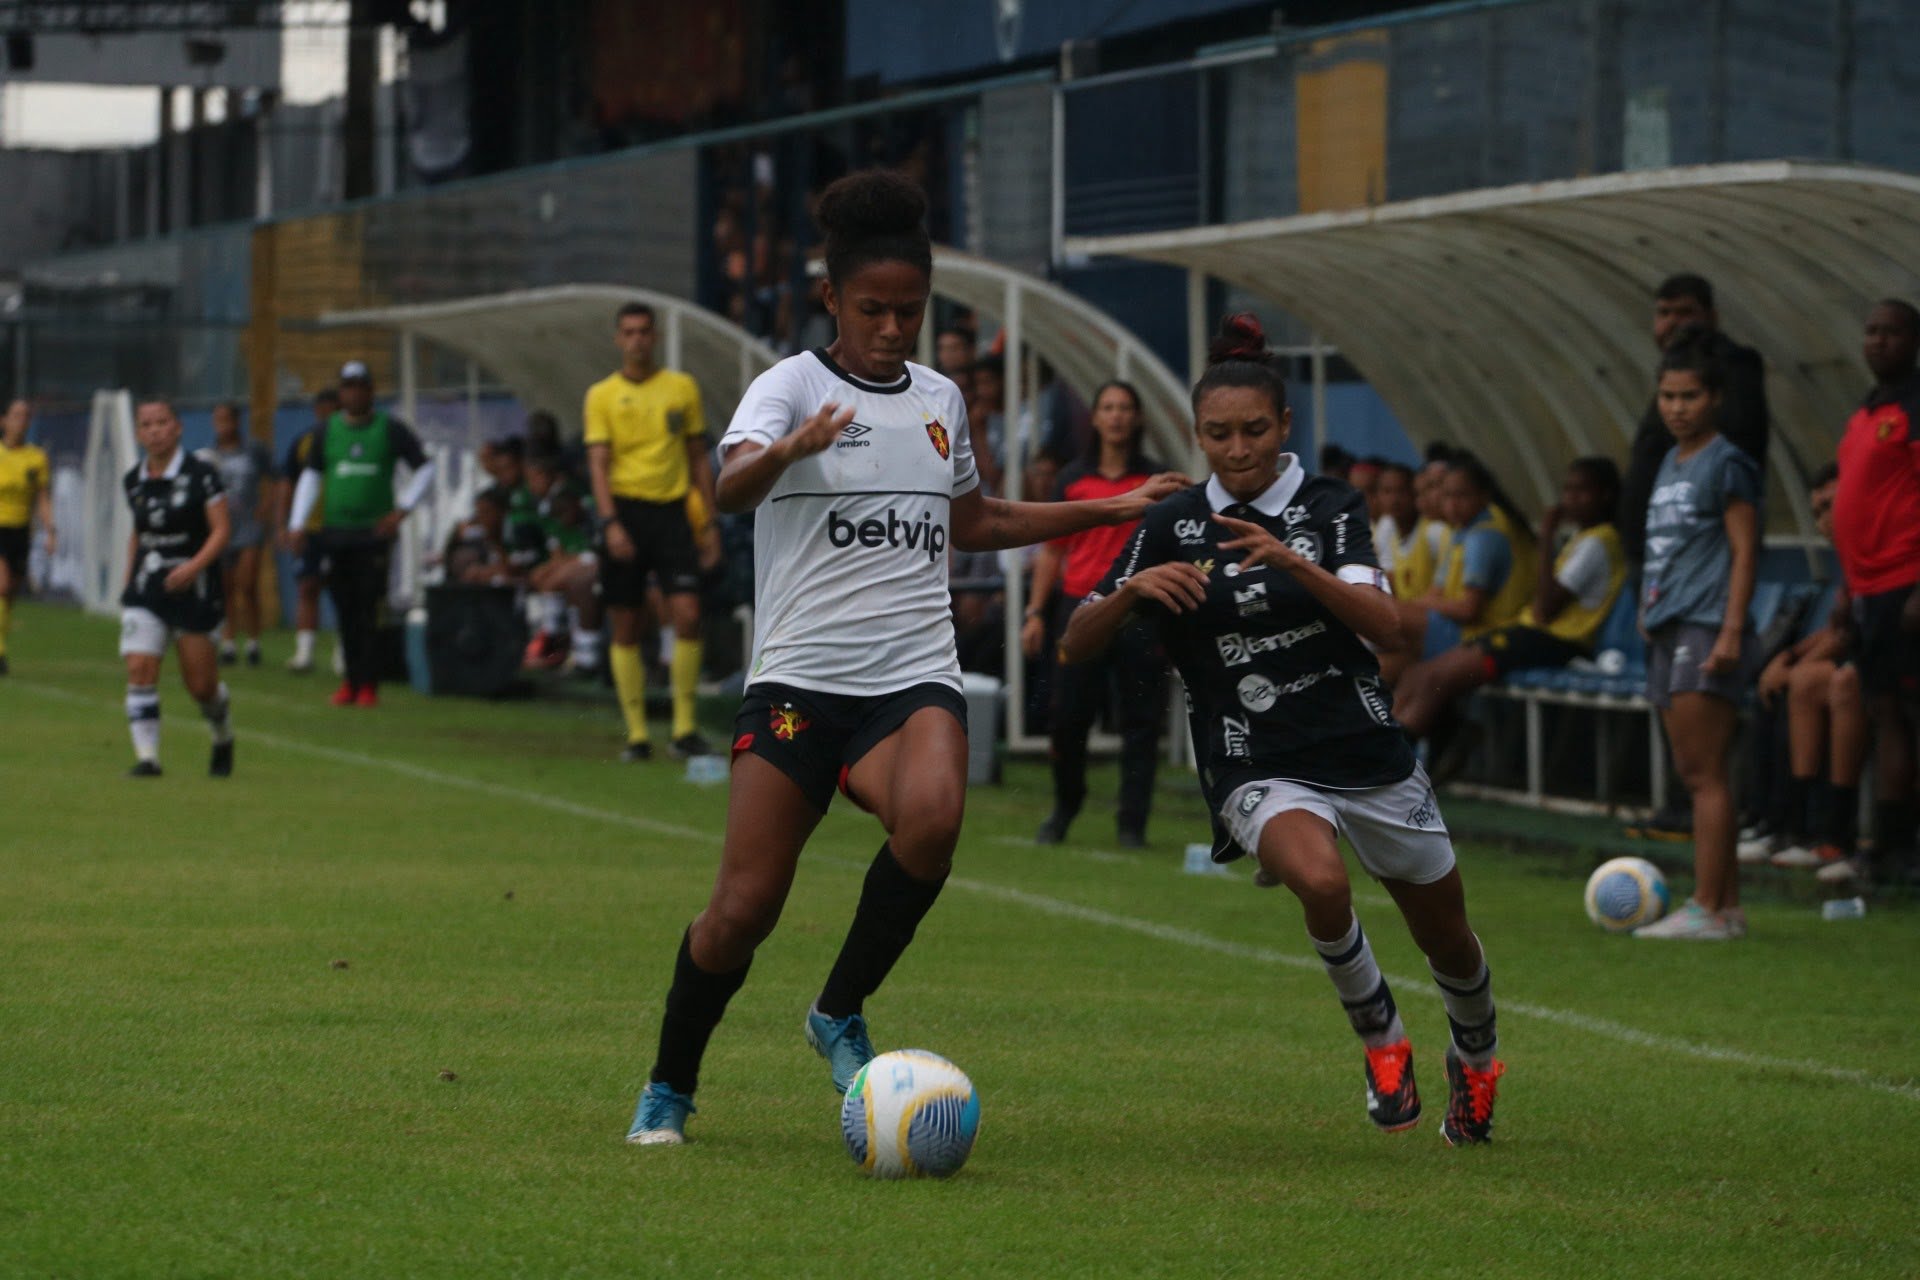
xmin=3 ymin=601 xmax=1917 ymax=1278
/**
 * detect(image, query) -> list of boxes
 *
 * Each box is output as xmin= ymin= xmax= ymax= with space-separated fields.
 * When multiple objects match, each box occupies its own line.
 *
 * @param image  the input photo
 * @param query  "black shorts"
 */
xmin=600 ymin=496 xmax=700 ymax=606
xmin=0 ymin=525 xmax=28 ymax=580
xmin=1850 ymin=585 xmax=1920 ymax=697
xmin=1471 ymin=624 xmax=1587 ymax=679
xmin=731 ymin=680 xmax=968 ymax=814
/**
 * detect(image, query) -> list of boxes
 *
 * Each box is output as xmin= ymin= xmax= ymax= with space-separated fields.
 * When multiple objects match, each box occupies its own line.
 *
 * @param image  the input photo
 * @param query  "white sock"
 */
xmin=293 ymin=630 xmax=315 ymax=662
xmin=573 ymin=628 xmax=601 ymax=668
xmin=198 ymin=681 xmax=234 ymax=745
xmin=1431 ymin=946 xmax=1497 ymax=1068
xmin=658 ymin=625 xmax=675 ymax=663
xmin=1311 ymin=915 xmax=1405 ymax=1048
xmin=541 ymin=593 xmax=567 ymax=633
xmin=126 ymin=684 xmax=161 ymax=763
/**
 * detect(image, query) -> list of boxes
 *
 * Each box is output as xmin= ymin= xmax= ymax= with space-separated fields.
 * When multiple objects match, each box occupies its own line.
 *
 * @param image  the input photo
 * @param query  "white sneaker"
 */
xmin=1719 ymin=906 xmax=1748 ymax=939
xmin=1633 ymin=901 xmax=1733 ymax=941
xmin=1737 ymin=834 xmax=1780 ymax=865
xmin=1770 ymin=844 xmax=1824 ymax=869
xmin=1815 ymin=854 xmax=1867 ymax=885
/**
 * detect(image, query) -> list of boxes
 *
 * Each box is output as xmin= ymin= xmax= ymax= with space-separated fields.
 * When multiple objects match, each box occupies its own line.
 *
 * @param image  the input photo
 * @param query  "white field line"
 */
xmin=15 ymin=678 xmax=1920 ymax=1103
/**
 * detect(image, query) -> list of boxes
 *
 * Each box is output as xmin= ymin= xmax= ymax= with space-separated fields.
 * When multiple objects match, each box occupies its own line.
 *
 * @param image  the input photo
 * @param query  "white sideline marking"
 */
xmin=16 ymin=678 xmax=1920 ymax=1103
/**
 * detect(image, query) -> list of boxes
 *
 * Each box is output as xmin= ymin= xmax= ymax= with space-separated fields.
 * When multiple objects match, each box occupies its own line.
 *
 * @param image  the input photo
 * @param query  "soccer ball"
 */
xmin=839 ymin=1049 xmax=980 ymax=1179
xmin=1584 ymin=856 xmax=1671 ymax=932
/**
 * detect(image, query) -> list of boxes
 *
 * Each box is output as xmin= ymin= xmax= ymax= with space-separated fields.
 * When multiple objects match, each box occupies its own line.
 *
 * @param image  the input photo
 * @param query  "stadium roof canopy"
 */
xmin=319 ymin=249 xmax=1195 ymax=480
xmin=1067 ymin=161 xmax=1920 ymax=540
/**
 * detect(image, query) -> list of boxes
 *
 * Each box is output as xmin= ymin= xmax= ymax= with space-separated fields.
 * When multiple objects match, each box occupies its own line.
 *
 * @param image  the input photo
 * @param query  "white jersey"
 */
xmin=721 ymin=349 xmax=979 ymax=696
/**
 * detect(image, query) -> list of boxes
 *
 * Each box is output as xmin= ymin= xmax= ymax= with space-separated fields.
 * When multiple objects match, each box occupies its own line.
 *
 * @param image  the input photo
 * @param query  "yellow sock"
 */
xmin=670 ymin=639 xmax=703 ymax=739
xmin=610 ymin=643 xmax=649 ymax=744
xmin=0 ymin=595 xmax=11 ymax=657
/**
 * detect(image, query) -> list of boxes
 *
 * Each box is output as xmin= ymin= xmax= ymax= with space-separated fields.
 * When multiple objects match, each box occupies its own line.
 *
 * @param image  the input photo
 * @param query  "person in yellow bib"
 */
xmin=0 ymin=399 xmax=56 ymax=675
xmin=586 ymin=302 xmax=720 ymax=761
xmin=1395 ymin=457 xmax=1626 ymax=749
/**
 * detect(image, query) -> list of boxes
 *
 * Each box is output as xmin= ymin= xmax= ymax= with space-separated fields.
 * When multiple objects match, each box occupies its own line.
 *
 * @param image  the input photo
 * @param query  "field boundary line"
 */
xmin=15 ymin=677 xmax=1919 ymax=1103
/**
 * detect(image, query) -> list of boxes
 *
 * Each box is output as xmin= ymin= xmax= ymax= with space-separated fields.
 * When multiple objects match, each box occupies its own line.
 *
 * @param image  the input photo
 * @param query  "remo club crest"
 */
xmin=925 ymin=418 xmax=951 ymax=461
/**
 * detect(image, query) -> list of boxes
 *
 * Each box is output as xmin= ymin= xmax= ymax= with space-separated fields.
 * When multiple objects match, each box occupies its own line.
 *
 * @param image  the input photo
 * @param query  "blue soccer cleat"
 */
xmin=804 ymin=1007 xmax=875 ymax=1095
xmin=626 ymin=1080 xmax=696 ymax=1146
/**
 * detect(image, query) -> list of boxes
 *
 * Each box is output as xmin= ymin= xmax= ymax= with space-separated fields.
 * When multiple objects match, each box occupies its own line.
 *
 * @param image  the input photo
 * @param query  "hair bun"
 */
xmin=1207 ymin=312 xmax=1270 ymax=367
xmin=815 ymin=169 xmax=928 ymax=241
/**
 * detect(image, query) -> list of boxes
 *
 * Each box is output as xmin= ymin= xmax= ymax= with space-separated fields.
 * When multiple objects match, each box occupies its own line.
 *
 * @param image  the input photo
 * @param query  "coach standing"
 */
xmin=585 ymin=302 xmax=718 ymax=761
xmin=289 ymin=361 xmax=435 ymax=707
xmin=1620 ymin=274 xmax=1769 ymax=565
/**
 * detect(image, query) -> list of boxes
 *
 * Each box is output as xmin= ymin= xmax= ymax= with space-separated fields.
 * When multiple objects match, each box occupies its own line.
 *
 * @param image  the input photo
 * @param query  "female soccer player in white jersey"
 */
xmin=1061 ymin=316 xmax=1506 ymax=1145
xmin=627 ymin=170 xmax=1185 ymax=1145
xmin=119 ymin=399 xmax=237 ymax=778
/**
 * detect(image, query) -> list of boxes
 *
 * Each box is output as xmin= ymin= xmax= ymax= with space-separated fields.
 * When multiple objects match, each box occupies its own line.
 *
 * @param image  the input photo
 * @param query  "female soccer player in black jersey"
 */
xmin=1062 ymin=315 xmax=1506 ymax=1145
xmin=626 ymin=170 xmax=1185 ymax=1145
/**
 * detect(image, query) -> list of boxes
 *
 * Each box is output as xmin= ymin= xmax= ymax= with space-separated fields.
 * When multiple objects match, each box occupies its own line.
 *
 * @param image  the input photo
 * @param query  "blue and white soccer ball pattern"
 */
xmin=840 ymin=1049 xmax=980 ymax=1179
xmin=1584 ymin=856 xmax=1671 ymax=932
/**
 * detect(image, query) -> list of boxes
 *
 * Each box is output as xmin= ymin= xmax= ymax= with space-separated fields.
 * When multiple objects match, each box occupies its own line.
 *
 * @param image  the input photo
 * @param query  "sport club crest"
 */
xmin=925 ymin=418 xmax=951 ymax=461
xmin=770 ymin=706 xmax=810 ymax=740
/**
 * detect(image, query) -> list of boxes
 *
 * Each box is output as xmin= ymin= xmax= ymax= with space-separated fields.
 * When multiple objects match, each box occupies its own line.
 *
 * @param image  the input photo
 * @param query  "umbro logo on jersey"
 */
xmin=827 ymin=508 xmax=948 ymax=561
xmin=1174 ymin=518 xmax=1207 ymax=544
xmin=835 ymin=423 xmax=874 ymax=449
xmin=1215 ymin=620 xmax=1327 ymax=666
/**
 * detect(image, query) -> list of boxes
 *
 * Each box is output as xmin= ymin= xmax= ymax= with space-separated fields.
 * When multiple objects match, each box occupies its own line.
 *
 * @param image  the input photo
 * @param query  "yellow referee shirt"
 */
xmin=0 ymin=442 xmax=49 ymax=528
xmin=583 ymin=369 xmax=706 ymax=503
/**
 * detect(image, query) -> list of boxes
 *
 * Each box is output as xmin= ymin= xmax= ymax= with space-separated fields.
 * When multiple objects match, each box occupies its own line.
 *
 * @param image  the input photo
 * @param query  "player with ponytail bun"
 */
xmin=1061 ymin=313 xmax=1508 ymax=1146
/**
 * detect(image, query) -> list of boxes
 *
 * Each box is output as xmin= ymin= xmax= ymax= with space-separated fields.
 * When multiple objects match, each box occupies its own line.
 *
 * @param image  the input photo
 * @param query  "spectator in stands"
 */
xmin=1829 ymin=298 xmax=1920 ymax=885
xmin=935 ymin=325 xmax=975 ymax=381
xmin=525 ymin=409 xmax=585 ymax=484
xmin=970 ymin=354 xmax=1006 ymax=494
xmin=444 ymin=488 xmax=519 ymax=586
xmin=1632 ymin=337 xmax=1761 ymax=940
xmin=1019 ymin=382 xmax=1167 ymax=849
xmin=1381 ymin=453 xmax=1535 ymax=689
xmin=202 ymin=401 xmax=275 ymax=669
xmin=1742 ymin=467 xmax=1867 ymax=876
xmin=0 ymin=399 xmax=54 ymax=676
xmin=1394 ymin=458 xmax=1627 ymax=780
xmin=1319 ymin=442 xmax=1355 ymax=483
xmin=1397 ymin=448 xmax=1454 ymax=600
xmin=1372 ymin=462 xmax=1420 ymax=593
xmin=1347 ymin=455 xmax=1383 ymax=521
xmin=1620 ymin=274 xmax=1768 ymax=565
xmin=519 ymin=453 xmax=602 ymax=672
xmin=277 ymin=387 xmax=338 ymax=674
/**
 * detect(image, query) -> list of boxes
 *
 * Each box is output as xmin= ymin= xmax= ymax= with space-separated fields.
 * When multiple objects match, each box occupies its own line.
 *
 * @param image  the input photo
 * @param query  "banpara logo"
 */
xmin=827 ymin=508 xmax=948 ymax=562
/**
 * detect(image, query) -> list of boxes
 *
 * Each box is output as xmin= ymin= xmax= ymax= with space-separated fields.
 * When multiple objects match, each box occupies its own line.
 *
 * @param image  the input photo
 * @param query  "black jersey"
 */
xmin=121 ymin=449 xmax=227 ymax=627
xmin=1092 ymin=464 xmax=1415 ymax=811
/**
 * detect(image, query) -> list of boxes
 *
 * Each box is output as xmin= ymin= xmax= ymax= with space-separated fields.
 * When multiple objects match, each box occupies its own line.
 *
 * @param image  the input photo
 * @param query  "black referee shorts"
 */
xmin=1851 ymin=585 xmax=1920 ymax=698
xmin=0 ymin=525 xmax=28 ymax=580
xmin=599 ymin=496 xmax=700 ymax=606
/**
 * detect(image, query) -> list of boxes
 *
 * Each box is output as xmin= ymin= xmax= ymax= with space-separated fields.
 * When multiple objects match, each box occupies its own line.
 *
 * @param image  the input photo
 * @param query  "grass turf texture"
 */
xmin=2 ymin=601 xmax=1917 ymax=1278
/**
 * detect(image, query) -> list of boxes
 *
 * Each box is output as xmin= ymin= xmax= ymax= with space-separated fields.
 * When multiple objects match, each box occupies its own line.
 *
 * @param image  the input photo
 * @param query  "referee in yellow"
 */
xmin=0 ymin=399 xmax=55 ymax=676
xmin=586 ymin=302 xmax=719 ymax=761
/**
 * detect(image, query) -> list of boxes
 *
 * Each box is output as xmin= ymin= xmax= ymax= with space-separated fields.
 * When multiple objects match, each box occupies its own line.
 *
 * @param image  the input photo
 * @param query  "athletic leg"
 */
xmin=1393 ymin=647 xmax=1493 ymax=740
xmin=607 ymin=604 xmax=649 ymax=749
xmin=1043 ymin=646 xmax=1101 ymax=840
xmin=665 ymin=590 xmax=704 ymax=748
xmin=1662 ymin=693 xmax=1741 ymax=912
xmin=124 ymin=650 xmax=163 ymax=769
xmin=1825 ymin=664 xmax=1867 ymax=853
xmin=1113 ymin=621 xmax=1166 ymax=842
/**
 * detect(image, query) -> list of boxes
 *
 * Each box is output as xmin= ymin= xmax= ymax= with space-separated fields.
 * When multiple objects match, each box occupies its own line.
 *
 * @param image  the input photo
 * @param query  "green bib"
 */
xmin=320 ymin=412 xmax=397 ymax=529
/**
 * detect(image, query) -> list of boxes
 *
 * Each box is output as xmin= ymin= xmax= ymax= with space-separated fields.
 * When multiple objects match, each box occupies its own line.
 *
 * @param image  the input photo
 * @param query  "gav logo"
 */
xmin=1283 ymin=504 xmax=1310 ymax=525
xmin=1215 ymin=620 xmax=1327 ymax=666
xmin=835 ymin=423 xmax=874 ymax=450
xmin=827 ymin=508 xmax=948 ymax=561
xmin=1174 ymin=518 xmax=1207 ymax=544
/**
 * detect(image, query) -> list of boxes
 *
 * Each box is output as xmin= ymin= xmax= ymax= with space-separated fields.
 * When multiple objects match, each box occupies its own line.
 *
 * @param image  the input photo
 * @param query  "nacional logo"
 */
xmin=1174 ymin=518 xmax=1207 ymax=545
xmin=1237 ymin=673 xmax=1279 ymax=713
xmin=1237 ymin=785 xmax=1269 ymax=817
xmin=924 ymin=417 xmax=951 ymax=460
xmin=770 ymin=706 xmax=810 ymax=740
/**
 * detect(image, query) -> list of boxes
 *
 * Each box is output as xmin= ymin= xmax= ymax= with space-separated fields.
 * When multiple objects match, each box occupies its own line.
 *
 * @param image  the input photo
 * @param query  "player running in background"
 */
xmin=625 ymin=169 xmax=1185 ymax=1146
xmin=288 ymin=361 xmax=436 ymax=707
xmin=1019 ymin=380 xmax=1168 ymax=848
xmin=119 ymin=399 xmax=236 ymax=778
xmin=1061 ymin=314 xmax=1506 ymax=1145
xmin=1631 ymin=336 xmax=1761 ymax=940
xmin=585 ymin=303 xmax=718 ymax=761
xmin=202 ymin=400 xmax=274 ymax=667
xmin=277 ymin=387 xmax=339 ymax=673
xmin=0 ymin=399 xmax=55 ymax=676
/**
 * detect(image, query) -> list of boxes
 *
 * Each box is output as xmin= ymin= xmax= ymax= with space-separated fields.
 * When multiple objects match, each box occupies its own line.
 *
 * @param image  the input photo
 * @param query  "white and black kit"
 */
xmin=120 ymin=449 xmax=227 ymax=655
xmin=1092 ymin=459 xmax=1453 ymax=883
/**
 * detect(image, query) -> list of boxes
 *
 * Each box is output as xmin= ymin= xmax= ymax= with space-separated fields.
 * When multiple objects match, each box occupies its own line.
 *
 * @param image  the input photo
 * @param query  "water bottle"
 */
xmin=684 ymin=754 xmax=729 ymax=786
xmin=1183 ymin=843 xmax=1233 ymax=877
xmin=1820 ymin=896 xmax=1866 ymax=921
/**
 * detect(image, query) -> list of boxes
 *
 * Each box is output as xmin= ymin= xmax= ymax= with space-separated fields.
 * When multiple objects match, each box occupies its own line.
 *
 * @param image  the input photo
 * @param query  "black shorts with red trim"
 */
xmin=731 ymin=680 xmax=968 ymax=814
xmin=1471 ymin=623 xmax=1588 ymax=680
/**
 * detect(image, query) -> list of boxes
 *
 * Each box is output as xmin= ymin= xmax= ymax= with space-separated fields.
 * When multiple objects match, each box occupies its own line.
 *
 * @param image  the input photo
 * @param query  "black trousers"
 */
xmin=323 ymin=536 xmax=391 ymax=689
xmin=1049 ymin=597 xmax=1166 ymax=833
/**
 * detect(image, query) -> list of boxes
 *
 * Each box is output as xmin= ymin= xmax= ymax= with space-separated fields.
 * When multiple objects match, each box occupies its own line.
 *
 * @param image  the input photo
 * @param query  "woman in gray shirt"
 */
xmin=201 ymin=401 xmax=275 ymax=667
xmin=1634 ymin=338 xmax=1761 ymax=941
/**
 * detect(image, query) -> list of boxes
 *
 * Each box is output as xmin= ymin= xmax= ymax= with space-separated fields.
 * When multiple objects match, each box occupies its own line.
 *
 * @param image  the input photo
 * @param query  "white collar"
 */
xmin=1205 ymin=454 xmax=1303 ymax=517
xmin=147 ymin=447 xmax=185 ymax=480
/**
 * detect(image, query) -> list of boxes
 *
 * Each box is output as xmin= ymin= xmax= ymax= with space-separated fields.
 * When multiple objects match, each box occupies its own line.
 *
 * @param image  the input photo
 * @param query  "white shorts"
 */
xmin=119 ymin=606 xmax=213 ymax=658
xmin=1221 ymin=763 xmax=1456 ymax=885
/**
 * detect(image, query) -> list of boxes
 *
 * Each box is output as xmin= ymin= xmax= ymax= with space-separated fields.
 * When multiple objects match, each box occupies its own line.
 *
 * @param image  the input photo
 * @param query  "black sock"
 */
xmin=1826 ymin=784 xmax=1860 ymax=848
xmin=649 ymin=928 xmax=751 ymax=1096
xmin=815 ymin=842 xmax=946 ymax=1020
xmin=1874 ymin=801 xmax=1918 ymax=858
xmin=1784 ymin=776 xmax=1812 ymax=841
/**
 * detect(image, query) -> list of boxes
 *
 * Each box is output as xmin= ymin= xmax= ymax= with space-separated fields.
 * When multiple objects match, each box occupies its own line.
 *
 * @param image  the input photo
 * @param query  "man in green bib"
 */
xmin=289 ymin=361 xmax=434 ymax=706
